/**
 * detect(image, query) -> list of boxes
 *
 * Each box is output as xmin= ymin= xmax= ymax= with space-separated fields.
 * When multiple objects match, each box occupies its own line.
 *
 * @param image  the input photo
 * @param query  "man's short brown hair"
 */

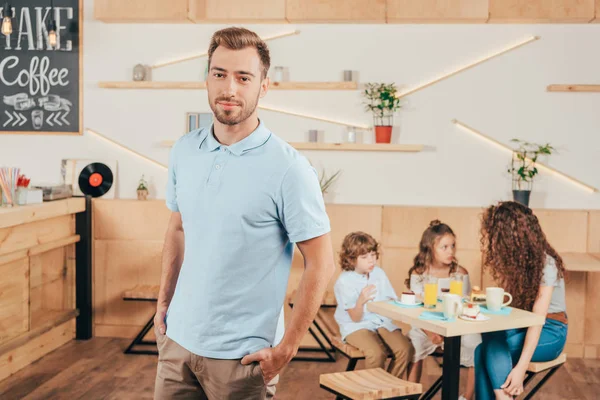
xmin=207 ymin=27 xmax=271 ymax=79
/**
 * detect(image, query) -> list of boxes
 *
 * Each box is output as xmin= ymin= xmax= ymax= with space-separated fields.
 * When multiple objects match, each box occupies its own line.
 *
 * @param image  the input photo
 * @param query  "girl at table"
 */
xmin=333 ymin=231 xmax=415 ymax=379
xmin=406 ymin=220 xmax=481 ymax=400
xmin=475 ymin=201 xmax=568 ymax=399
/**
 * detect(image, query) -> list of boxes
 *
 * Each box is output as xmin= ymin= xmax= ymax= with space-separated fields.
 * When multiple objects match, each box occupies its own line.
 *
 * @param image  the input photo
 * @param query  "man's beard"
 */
xmin=210 ymin=92 xmax=260 ymax=126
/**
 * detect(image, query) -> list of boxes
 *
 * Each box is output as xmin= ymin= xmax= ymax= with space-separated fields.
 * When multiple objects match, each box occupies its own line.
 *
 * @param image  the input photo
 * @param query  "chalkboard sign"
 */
xmin=0 ymin=0 xmax=82 ymax=135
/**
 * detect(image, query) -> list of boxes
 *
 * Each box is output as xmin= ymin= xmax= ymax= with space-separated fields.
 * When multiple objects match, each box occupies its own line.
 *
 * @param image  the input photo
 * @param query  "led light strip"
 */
xmin=86 ymin=128 xmax=168 ymax=170
xmin=151 ymin=30 xmax=301 ymax=70
xmin=397 ymin=36 xmax=540 ymax=99
xmin=452 ymin=119 xmax=597 ymax=193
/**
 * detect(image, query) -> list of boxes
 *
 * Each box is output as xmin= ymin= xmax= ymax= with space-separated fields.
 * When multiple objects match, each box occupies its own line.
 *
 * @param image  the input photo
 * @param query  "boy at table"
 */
xmin=333 ymin=231 xmax=415 ymax=379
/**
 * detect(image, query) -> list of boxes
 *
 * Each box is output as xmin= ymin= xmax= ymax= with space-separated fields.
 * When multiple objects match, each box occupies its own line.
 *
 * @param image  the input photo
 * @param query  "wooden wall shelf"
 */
xmin=547 ymin=84 xmax=600 ymax=92
xmin=98 ymin=81 xmax=358 ymax=90
xmin=159 ymin=140 xmax=423 ymax=152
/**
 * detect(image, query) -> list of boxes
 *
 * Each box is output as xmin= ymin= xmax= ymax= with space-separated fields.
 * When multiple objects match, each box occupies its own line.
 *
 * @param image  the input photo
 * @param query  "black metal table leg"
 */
xmin=441 ymin=336 xmax=461 ymax=400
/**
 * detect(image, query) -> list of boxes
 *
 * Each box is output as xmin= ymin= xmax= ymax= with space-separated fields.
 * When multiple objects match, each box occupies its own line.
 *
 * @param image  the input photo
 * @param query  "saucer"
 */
xmin=395 ymin=300 xmax=423 ymax=307
xmin=459 ymin=313 xmax=490 ymax=322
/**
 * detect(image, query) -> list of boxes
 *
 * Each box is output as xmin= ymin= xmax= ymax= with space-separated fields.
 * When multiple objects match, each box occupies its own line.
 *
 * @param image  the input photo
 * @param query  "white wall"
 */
xmin=1 ymin=0 xmax=599 ymax=209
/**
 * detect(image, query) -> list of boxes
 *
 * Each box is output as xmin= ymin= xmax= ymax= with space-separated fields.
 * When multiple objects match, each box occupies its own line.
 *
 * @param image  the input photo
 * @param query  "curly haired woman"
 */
xmin=475 ymin=201 xmax=568 ymax=400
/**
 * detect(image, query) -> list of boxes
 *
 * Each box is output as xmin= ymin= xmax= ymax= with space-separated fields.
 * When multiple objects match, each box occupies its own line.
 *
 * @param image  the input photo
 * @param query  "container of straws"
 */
xmin=0 ymin=167 xmax=20 ymax=207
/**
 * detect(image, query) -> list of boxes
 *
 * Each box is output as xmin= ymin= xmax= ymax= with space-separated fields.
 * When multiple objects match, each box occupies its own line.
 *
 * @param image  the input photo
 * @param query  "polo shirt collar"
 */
xmin=201 ymin=120 xmax=271 ymax=156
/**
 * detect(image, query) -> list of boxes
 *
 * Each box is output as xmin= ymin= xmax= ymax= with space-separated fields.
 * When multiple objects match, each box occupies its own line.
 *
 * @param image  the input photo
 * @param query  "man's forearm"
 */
xmin=279 ymin=260 xmax=334 ymax=354
xmin=157 ymin=229 xmax=184 ymax=310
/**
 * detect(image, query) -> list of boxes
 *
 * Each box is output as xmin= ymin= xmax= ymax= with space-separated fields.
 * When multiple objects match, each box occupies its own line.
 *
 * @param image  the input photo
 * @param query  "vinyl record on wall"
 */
xmin=77 ymin=162 xmax=114 ymax=197
xmin=62 ymin=159 xmax=117 ymax=198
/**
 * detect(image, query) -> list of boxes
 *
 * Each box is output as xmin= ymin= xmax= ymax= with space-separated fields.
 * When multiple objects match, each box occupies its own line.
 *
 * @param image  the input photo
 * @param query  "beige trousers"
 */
xmin=345 ymin=328 xmax=415 ymax=378
xmin=153 ymin=328 xmax=278 ymax=400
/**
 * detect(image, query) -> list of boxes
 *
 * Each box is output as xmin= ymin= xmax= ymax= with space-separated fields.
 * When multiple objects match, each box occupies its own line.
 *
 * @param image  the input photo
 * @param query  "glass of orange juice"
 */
xmin=424 ymin=275 xmax=438 ymax=309
xmin=450 ymin=272 xmax=464 ymax=297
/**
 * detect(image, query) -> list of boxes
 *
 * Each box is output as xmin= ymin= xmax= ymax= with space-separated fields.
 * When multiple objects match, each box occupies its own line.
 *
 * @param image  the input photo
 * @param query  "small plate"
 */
xmin=395 ymin=300 xmax=424 ymax=307
xmin=459 ymin=313 xmax=490 ymax=322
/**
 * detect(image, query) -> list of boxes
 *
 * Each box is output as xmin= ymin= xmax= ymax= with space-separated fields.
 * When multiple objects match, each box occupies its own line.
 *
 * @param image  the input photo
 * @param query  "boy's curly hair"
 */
xmin=339 ymin=232 xmax=380 ymax=272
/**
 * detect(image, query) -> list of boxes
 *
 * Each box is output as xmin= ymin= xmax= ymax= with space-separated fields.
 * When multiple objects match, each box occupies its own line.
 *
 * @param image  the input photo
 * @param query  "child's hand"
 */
xmin=424 ymin=329 xmax=443 ymax=345
xmin=358 ymin=284 xmax=377 ymax=305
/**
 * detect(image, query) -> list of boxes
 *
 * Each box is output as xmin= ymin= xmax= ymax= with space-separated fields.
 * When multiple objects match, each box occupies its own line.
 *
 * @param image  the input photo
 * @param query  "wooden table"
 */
xmin=368 ymin=300 xmax=545 ymax=400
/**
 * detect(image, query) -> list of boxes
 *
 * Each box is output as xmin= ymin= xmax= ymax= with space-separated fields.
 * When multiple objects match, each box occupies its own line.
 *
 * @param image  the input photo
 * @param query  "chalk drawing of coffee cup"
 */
xmin=32 ymin=110 xmax=43 ymax=130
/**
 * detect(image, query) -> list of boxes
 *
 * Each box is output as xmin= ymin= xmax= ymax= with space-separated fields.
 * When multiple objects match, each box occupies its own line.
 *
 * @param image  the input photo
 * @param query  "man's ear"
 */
xmin=260 ymin=77 xmax=270 ymax=98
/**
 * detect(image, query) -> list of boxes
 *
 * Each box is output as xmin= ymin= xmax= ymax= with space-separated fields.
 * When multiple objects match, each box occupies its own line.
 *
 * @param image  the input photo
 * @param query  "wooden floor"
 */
xmin=0 ymin=337 xmax=598 ymax=399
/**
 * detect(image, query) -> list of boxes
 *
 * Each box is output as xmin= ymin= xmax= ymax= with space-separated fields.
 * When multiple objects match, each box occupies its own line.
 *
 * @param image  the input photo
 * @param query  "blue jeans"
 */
xmin=474 ymin=319 xmax=567 ymax=400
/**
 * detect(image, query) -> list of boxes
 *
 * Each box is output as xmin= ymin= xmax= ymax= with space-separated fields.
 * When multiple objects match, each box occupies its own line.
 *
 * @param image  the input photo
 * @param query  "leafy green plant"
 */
xmin=319 ymin=169 xmax=342 ymax=194
xmin=508 ymin=139 xmax=555 ymax=190
xmin=362 ymin=83 xmax=401 ymax=125
xmin=309 ymin=161 xmax=342 ymax=194
xmin=137 ymin=174 xmax=148 ymax=191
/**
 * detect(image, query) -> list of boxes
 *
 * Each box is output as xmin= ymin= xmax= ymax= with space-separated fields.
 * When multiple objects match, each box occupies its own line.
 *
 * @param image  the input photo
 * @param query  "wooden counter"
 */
xmin=0 ymin=198 xmax=85 ymax=381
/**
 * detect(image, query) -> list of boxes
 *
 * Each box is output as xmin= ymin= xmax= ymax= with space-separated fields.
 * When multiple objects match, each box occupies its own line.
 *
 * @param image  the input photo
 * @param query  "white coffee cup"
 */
xmin=486 ymin=287 xmax=512 ymax=312
xmin=442 ymin=293 xmax=463 ymax=319
xmin=400 ymin=292 xmax=416 ymax=305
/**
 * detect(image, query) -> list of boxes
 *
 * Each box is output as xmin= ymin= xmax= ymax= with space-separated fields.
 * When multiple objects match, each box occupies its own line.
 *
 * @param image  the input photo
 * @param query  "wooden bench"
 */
xmin=320 ymin=368 xmax=422 ymax=400
xmin=522 ymin=353 xmax=567 ymax=399
xmin=122 ymin=284 xmax=159 ymax=355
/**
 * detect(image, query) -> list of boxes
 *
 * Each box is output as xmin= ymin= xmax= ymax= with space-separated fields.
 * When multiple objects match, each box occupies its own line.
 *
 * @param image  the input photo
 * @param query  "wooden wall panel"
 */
xmin=286 ymin=0 xmax=387 ymax=23
xmin=94 ymin=0 xmax=193 ymax=23
xmin=382 ymin=207 xmax=483 ymax=250
xmin=0 ymin=215 xmax=74 ymax=256
xmin=379 ymin=247 xmax=416 ymax=292
xmin=387 ymin=0 xmax=489 ymax=23
xmin=93 ymin=199 xmax=171 ymax=241
xmin=535 ymin=210 xmax=588 ymax=253
xmin=566 ymin=271 xmax=587 ymax=347
xmin=195 ymin=0 xmax=286 ymax=22
xmin=0 ymin=258 xmax=29 ymax=343
xmin=588 ymin=211 xmax=600 ymax=252
xmin=94 ymin=240 xmax=163 ymax=327
xmin=488 ymin=0 xmax=595 ymax=22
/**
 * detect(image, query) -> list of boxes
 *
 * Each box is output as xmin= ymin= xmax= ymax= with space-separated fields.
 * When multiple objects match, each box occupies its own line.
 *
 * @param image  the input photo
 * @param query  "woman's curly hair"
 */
xmin=405 ymin=220 xmax=459 ymax=289
xmin=480 ymin=201 xmax=566 ymax=311
xmin=339 ymin=232 xmax=380 ymax=272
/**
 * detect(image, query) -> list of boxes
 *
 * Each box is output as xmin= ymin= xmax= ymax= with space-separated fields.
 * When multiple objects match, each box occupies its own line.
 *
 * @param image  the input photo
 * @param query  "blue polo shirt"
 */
xmin=164 ymin=120 xmax=331 ymax=359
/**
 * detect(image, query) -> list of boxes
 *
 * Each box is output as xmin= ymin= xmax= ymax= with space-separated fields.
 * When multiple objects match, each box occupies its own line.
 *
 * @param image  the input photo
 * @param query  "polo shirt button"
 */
xmin=215 ymin=165 xmax=221 ymax=170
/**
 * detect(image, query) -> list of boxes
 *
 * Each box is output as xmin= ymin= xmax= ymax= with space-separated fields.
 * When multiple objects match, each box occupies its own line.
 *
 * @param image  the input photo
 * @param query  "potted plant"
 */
xmin=319 ymin=169 xmax=342 ymax=195
xmin=362 ymin=82 xmax=401 ymax=143
xmin=137 ymin=174 xmax=149 ymax=200
xmin=507 ymin=139 xmax=555 ymax=206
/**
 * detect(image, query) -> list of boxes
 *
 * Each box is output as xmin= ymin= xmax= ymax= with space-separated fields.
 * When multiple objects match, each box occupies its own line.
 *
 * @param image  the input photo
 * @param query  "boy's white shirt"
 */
xmin=333 ymin=266 xmax=399 ymax=341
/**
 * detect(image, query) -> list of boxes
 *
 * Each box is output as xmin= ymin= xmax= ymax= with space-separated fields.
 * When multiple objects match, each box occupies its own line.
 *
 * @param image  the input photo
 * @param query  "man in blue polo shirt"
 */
xmin=153 ymin=27 xmax=336 ymax=400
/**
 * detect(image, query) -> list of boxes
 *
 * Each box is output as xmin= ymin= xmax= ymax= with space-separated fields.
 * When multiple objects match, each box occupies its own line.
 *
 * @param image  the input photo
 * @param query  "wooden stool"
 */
xmin=320 ymin=368 xmax=422 ymax=400
xmin=522 ymin=353 xmax=567 ymax=399
xmin=122 ymin=284 xmax=159 ymax=355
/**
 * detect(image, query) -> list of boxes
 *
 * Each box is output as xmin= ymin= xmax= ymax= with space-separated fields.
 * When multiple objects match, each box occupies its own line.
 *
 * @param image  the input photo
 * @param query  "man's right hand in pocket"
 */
xmin=154 ymin=307 xmax=168 ymax=335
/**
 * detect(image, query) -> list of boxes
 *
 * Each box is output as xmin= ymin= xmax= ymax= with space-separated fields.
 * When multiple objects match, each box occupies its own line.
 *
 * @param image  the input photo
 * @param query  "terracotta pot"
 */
xmin=374 ymin=126 xmax=392 ymax=143
xmin=137 ymin=189 xmax=148 ymax=200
